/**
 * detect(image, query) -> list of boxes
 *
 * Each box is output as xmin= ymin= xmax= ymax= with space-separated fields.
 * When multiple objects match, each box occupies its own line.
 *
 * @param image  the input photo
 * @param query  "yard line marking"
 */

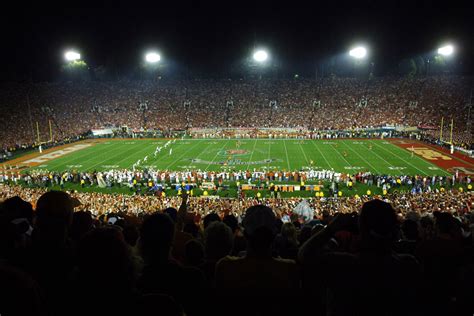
xmin=45 ymin=143 xmax=116 ymax=170
xmin=149 ymin=139 xmax=195 ymax=168
xmin=246 ymin=139 xmax=259 ymax=170
xmin=369 ymin=140 xmax=430 ymax=176
xmin=341 ymin=140 xmax=382 ymax=174
xmin=360 ymin=142 xmax=404 ymax=176
xmin=387 ymin=141 xmax=452 ymax=176
xmin=352 ymin=141 xmax=403 ymax=176
xmin=205 ymin=140 xmax=231 ymax=171
xmin=117 ymin=144 xmax=159 ymax=169
xmin=184 ymin=140 xmax=223 ymax=171
xmin=93 ymin=142 xmax=155 ymax=170
xmin=309 ymin=140 xmax=333 ymax=169
xmin=297 ymin=142 xmax=310 ymax=165
xmin=328 ymin=141 xmax=353 ymax=168
xmin=52 ymin=143 xmax=129 ymax=171
xmin=163 ymin=140 xmax=205 ymax=170
xmin=282 ymin=140 xmax=291 ymax=170
xmin=266 ymin=141 xmax=272 ymax=169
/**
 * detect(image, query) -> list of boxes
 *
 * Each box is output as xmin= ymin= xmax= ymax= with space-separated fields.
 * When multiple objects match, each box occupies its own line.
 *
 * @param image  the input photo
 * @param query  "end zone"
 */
xmin=390 ymin=139 xmax=474 ymax=175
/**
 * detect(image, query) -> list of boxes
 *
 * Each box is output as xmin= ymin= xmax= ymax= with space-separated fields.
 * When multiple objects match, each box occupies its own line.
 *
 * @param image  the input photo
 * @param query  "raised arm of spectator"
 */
xmin=177 ymin=191 xmax=188 ymax=227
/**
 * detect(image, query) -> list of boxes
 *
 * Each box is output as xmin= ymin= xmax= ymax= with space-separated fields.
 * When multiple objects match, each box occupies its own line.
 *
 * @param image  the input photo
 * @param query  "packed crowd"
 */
xmin=1 ymin=185 xmax=473 ymax=315
xmin=0 ymin=75 xmax=471 ymax=151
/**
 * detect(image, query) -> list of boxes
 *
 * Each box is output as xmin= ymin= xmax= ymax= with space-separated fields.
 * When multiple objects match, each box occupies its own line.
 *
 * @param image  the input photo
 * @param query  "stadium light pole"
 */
xmin=437 ymin=44 xmax=454 ymax=56
xmin=145 ymin=52 xmax=161 ymax=63
xmin=64 ymin=51 xmax=81 ymax=62
xmin=427 ymin=44 xmax=455 ymax=76
xmin=253 ymin=49 xmax=268 ymax=63
xmin=349 ymin=46 xmax=369 ymax=77
xmin=252 ymin=49 xmax=269 ymax=80
xmin=349 ymin=46 xmax=367 ymax=59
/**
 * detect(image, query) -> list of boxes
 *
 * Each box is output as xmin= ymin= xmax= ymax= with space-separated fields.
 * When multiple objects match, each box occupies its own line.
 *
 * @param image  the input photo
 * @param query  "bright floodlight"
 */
xmin=145 ymin=52 xmax=161 ymax=63
xmin=253 ymin=50 xmax=268 ymax=62
xmin=438 ymin=45 xmax=454 ymax=56
xmin=349 ymin=46 xmax=367 ymax=59
xmin=65 ymin=51 xmax=80 ymax=61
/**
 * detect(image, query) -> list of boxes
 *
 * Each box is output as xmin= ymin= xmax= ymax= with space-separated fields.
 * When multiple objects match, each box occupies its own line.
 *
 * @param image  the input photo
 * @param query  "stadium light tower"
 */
xmin=349 ymin=46 xmax=367 ymax=59
xmin=145 ymin=52 xmax=161 ymax=63
xmin=64 ymin=51 xmax=81 ymax=61
xmin=438 ymin=44 xmax=454 ymax=56
xmin=253 ymin=49 xmax=269 ymax=63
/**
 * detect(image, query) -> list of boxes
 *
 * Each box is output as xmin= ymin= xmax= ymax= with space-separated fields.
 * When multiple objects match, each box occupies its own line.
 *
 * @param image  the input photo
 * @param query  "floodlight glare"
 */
xmin=65 ymin=51 xmax=81 ymax=61
xmin=438 ymin=45 xmax=454 ymax=56
xmin=253 ymin=50 xmax=268 ymax=62
xmin=349 ymin=46 xmax=367 ymax=59
xmin=145 ymin=52 xmax=161 ymax=63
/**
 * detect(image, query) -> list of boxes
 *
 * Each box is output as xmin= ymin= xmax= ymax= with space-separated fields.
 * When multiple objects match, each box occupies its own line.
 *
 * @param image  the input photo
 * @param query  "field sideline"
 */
xmin=6 ymin=138 xmax=471 ymax=176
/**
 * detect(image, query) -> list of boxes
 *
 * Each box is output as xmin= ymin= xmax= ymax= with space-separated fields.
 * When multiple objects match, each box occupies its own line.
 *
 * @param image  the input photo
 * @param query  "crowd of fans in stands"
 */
xmin=1 ymin=186 xmax=473 ymax=315
xmin=0 ymin=75 xmax=471 ymax=152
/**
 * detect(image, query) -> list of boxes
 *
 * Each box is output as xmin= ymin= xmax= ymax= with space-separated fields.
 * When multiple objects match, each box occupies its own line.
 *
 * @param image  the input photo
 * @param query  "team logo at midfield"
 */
xmin=216 ymin=149 xmax=250 ymax=156
xmin=190 ymin=158 xmax=281 ymax=166
xmin=226 ymin=149 xmax=249 ymax=155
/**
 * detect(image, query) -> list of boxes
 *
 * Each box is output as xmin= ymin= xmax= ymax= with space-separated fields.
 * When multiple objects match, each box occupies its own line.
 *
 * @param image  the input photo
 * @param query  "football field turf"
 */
xmin=22 ymin=139 xmax=452 ymax=176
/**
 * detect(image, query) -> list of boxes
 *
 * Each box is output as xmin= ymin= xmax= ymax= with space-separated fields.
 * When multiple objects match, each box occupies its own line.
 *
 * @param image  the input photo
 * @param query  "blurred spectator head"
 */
xmin=243 ymin=205 xmax=276 ymax=254
xmin=34 ymin=191 xmax=75 ymax=245
xmin=204 ymin=221 xmax=234 ymax=260
xmin=139 ymin=212 xmax=175 ymax=262
xmin=184 ymin=239 xmax=205 ymax=267
xmin=359 ymin=199 xmax=398 ymax=249
xmin=203 ymin=212 xmax=221 ymax=229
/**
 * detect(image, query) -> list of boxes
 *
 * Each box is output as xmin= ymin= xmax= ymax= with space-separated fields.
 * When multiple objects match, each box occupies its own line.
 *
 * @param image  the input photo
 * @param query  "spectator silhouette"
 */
xmin=27 ymin=191 xmax=76 ymax=315
xmin=201 ymin=221 xmax=233 ymax=284
xmin=71 ymin=226 xmax=136 ymax=315
xmin=137 ymin=212 xmax=205 ymax=315
xmin=215 ymin=205 xmax=300 ymax=315
xmin=299 ymin=199 xmax=421 ymax=316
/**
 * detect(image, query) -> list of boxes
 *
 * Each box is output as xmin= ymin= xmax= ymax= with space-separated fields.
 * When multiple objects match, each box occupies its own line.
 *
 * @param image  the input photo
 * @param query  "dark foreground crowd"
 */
xmin=1 ymin=189 xmax=474 ymax=316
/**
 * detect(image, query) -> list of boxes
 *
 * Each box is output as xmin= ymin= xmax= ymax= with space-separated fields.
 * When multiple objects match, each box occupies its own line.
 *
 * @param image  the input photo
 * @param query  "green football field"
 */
xmin=26 ymin=139 xmax=451 ymax=176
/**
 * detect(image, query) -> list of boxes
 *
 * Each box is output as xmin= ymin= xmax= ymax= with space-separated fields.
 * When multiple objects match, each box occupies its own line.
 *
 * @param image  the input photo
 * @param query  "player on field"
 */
xmin=169 ymin=148 xmax=173 ymax=155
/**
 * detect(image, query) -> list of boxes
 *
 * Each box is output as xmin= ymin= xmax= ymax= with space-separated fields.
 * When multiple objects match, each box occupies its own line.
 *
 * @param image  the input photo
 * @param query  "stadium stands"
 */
xmin=0 ymin=75 xmax=471 ymax=152
xmin=1 ymin=74 xmax=473 ymax=315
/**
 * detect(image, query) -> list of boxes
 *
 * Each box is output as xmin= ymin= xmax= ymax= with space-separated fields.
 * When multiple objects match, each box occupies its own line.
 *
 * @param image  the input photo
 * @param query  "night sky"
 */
xmin=1 ymin=0 xmax=472 ymax=80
